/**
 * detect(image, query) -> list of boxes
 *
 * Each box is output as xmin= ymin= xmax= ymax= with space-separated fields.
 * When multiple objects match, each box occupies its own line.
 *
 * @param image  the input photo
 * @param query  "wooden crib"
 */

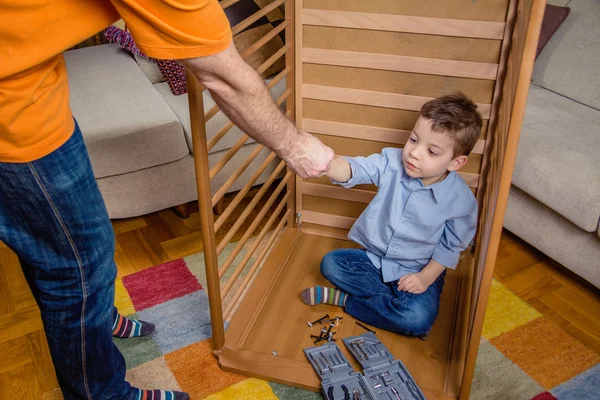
xmin=185 ymin=0 xmax=545 ymax=398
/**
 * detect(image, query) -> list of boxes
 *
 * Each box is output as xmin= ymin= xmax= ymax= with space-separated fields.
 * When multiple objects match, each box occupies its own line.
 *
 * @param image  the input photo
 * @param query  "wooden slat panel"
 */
xmin=223 ymin=208 xmax=292 ymax=319
xmin=303 ymin=100 xmax=490 ymax=140
xmin=303 ymin=119 xmax=486 ymax=154
xmin=304 ymin=26 xmax=502 ymax=63
xmin=212 ymin=145 xmax=264 ymax=206
xmin=221 ymin=193 xmax=291 ymax=299
xmin=303 ymin=84 xmax=492 ymax=118
xmin=303 ymin=48 xmax=499 ymax=80
xmin=303 ymin=9 xmax=506 ymax=39
xmin=216 ymin=162 xmax=286 ymax=254
xmin=214 ymin=153 xmax=279 ymax=228
xmin=303 ymin=0 xmax=510 ymax=22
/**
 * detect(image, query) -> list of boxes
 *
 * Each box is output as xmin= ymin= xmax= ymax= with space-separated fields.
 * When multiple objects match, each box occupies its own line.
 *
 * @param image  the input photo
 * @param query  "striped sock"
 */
xmin=301 ymin=286 xmax=347 ymax=307
xmin=112 ymin=313 xmax=155 ymax=338
xmin=133 ymin=389 xmax=190 ymax=400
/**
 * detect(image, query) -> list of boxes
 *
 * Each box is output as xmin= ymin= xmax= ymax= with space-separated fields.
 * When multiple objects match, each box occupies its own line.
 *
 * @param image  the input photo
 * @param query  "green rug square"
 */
xmin=471 ymin=339 xmax=543 ymax=400
xmin=269 ymin=382 xmax=323 ymax=399
xmin=113 ymin=313 xmax=163 ymax=369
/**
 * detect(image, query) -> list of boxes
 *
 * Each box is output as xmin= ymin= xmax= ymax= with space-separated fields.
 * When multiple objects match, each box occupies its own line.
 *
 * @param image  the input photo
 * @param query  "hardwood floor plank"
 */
xmin=0 ymin=305 xmax=43 ymax=344
xmin=112 ymin=217 xmax=147 ymax=235
xmin=501 ymin=264 xmax=563 ymax=301
xmin=27 ymin=330 xmax=59 ymax=392
xmin=493 ymin=234 xmax=547 ymax=279
xmin=0 ymin=373 xmax=15 ymax=399
xmin=0 ymin=246 xmax=36 ymax=311
xmin=161 ymin=231 xmax=204 ymax=260
xmin=539 ymin=291 xmax=600 ymax=345
xmin=0 ymin=336 xmax=31 ymax=374
xmin=8 ymin=362 xmax=43 ymax=400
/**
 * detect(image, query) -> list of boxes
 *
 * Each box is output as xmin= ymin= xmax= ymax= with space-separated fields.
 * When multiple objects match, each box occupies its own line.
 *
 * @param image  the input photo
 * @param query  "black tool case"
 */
xmin=304 ymin=332 xmax=426 ymax=400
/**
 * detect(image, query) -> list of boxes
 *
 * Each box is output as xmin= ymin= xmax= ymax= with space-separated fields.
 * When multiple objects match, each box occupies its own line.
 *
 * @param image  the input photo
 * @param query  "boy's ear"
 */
xmin=448 ymin=155 xmax=468 ymax=171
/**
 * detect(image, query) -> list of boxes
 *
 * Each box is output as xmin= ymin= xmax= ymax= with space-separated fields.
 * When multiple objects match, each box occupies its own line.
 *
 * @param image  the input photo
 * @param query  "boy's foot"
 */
xmin=133 ymin=388 xmax=190 ymax=400
xmin=112 ymin=313 xmax=155 ymax=338
xmin=301 ymin=286 xmax=347 ymax=307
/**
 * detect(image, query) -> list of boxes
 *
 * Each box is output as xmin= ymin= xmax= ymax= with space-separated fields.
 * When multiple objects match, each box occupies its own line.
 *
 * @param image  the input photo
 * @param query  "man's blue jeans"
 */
xmin=321 ymin=248 xmax=446 ymax=336
xmin=0 ymin=122 xmax=134 ymax=399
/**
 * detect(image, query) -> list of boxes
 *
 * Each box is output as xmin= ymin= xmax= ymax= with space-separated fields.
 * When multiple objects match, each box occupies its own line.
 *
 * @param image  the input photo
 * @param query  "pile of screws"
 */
xmin=307 ymin=314 xmax=343 ymax=344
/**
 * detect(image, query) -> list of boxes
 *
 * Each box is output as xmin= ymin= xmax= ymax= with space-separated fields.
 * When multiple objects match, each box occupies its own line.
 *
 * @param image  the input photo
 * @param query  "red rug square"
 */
xmin=122 ymin=259 xmax=202 ymax=311
xmin=531 ymin=392 xmax=557 ymax=400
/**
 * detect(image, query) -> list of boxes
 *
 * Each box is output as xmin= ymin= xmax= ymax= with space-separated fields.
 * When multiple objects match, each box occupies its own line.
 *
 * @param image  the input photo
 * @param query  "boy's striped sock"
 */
xmin=112 ymin=312 xmax=155 ymax=338
xmin=301 ymin=286 xmax=347 ymax=307
xmin=133 ymin=389 xmax=190 ymax=400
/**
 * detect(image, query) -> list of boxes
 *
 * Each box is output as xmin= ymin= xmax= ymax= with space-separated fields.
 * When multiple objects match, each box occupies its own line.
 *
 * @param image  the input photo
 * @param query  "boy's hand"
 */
xmin=397 ymin=273 xmax=429 ymax=294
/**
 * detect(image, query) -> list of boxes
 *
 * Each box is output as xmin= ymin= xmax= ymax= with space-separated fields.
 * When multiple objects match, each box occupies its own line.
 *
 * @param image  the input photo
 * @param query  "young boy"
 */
xmin=301 ymin=93 xmax=481 ymax=338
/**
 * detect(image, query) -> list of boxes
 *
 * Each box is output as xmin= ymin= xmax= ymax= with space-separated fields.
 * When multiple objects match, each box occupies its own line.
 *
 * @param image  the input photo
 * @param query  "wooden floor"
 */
xmin=1 ymin=194 xmax=599 ymax=398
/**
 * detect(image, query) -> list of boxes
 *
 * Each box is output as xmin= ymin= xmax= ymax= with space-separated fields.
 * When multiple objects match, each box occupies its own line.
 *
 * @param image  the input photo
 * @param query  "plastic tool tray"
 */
xmin=304 ymin=332 xmax=426 ymax=400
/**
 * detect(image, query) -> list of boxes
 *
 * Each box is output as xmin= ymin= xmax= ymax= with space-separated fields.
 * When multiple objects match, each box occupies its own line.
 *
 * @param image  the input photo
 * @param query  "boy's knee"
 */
xmin=320 ymin=251 xmax=343 ymax=279
xmin=320 ymin=254 xmax=334 ymax=278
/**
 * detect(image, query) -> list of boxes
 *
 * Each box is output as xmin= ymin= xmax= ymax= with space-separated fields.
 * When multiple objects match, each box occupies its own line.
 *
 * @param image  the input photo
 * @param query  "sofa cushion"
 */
xmin=512 ymin=84 xmax=600 ymax=232
xmin=65 ymin=44 xmax=189 ymax=178
xmin=531 ymin=0 xmax=600 ymax=110
xmin=154 ymin=77 xmax=287 ymax=154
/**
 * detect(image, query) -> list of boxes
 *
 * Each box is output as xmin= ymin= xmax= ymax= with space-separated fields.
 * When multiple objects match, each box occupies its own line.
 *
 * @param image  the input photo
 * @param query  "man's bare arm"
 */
xmin=182 ymin=43 xmax=333 ymax=178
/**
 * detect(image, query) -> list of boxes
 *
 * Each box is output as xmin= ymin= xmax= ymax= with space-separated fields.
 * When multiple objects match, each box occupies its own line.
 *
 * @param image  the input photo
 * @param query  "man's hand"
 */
xmin=279 ymin=132 xmax=334 ymax=178
xmin=397 ymin=273 xmax=429 ymax=294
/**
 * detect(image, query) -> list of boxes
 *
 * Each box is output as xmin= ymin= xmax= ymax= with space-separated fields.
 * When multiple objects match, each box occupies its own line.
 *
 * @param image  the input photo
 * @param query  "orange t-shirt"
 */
xmin=0 ymin=0 xmax=232 ymax=163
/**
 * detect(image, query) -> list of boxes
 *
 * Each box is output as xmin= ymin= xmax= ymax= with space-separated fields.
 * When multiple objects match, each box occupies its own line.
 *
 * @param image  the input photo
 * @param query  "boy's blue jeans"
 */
xmin=321 ymin=248 xmax=446 ymax=336
xmin=0 ymin=122 xmax=135 ymax=399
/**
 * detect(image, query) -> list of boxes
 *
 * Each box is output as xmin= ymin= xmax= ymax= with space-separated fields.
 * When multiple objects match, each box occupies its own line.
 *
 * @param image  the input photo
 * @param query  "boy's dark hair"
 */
xmin=420 ymin=93 xmax=483 ymax=157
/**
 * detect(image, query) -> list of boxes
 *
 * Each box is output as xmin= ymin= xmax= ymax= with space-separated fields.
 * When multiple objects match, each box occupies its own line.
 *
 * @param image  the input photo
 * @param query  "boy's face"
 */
xmin=402 ymin=116 xmax=468 ymax=186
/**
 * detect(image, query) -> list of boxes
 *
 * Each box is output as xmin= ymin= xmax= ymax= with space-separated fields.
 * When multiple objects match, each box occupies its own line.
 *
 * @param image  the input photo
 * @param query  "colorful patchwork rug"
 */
xmin=114 ymin=242 xmax=599 ymax=399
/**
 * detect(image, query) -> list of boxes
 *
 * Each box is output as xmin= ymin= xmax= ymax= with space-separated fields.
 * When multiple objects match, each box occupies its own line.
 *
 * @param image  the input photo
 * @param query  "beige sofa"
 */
xmin=64 ymin=43 xmax=284 ymax=219
xmin=504 ymin=0 xmax=600 ymax=288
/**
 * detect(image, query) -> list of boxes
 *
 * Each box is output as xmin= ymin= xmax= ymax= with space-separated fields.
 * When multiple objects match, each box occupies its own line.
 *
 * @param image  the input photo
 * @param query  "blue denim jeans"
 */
xmin=0 ymin=122 xmax=134 ymax=399
xmin=321 ymin=248 xmax=446 ymax=336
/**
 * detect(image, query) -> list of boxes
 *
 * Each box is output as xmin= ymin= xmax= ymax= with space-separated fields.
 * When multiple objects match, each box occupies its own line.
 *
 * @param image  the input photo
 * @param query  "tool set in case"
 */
xmin=304 ymin=332 xmax=426 ymax=400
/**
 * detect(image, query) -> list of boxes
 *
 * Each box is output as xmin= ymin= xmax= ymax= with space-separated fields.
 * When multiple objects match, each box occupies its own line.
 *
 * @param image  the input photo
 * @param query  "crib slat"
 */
xmin=303 ymin=84 xmax=492 ymax=118
xmin=303 ymin=9 xmax=506 ymax=39
xmin=303 ymin=48 xmax=499 ymax=80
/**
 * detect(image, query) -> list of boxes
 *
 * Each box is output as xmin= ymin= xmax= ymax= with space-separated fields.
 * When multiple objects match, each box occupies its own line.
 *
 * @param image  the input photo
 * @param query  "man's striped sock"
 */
xmin=301 ymin=286 xmax=347 ymax=307
xmin=112 ymin=312 xmax=155 ymax=338
xmin=133 ymin=388 xmax=190 ymax=400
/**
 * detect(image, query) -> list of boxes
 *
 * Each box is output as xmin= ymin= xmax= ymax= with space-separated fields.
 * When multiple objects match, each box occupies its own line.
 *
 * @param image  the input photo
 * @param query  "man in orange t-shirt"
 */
xmin=0 ymin=1 xmax=333 ymax=398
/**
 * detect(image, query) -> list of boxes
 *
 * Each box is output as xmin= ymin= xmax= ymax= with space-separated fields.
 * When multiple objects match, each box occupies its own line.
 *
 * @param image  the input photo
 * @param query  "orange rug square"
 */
xmin=490 ymin=317 xmax=600 ymax=390
xmin=164 ymin=339 xmax=247 ymax=398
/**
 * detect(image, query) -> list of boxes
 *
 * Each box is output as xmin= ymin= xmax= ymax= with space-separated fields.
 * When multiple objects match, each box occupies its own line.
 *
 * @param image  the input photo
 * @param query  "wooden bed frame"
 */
xmin=186 ymin=0 xmax=545 ymax=398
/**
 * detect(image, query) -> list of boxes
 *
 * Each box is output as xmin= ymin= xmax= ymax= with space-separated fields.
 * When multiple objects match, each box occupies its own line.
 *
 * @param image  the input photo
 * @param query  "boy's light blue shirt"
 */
xmin=334 ymin=148 xmax=478 ymax=283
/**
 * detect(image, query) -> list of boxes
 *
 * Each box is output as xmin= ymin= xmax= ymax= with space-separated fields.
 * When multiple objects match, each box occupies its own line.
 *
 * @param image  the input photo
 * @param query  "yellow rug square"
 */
xmin=482 ymin=280 xmax=542 ymax=339
xmin=203 ymin=378 xmax=277 ymax=400
xmin=115 ymin=278 xmax=135 ymax=316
